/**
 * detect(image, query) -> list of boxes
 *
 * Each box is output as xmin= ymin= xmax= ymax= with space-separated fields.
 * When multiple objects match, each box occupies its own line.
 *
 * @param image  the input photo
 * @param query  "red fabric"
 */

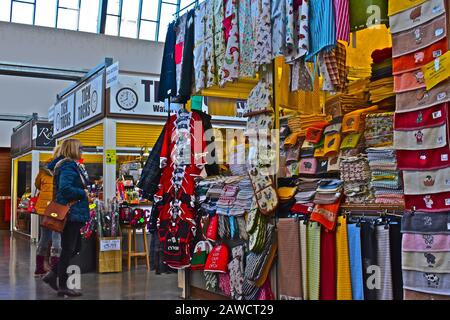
xmin=4 ymin=199 xmax=11 ymax=222
xmin=371 ymin=47 xmax=392 ymax=63
xmin=257 ymin=276 xmax=275 ymax=300
xmin=310 ymin=200 xmax=341 ymax=231
xmin=205 ymin=244 xmax=229 ymax=273
xmin=291 ymin=203 xmax=314 ymax=215
xmin=206 ymin=214 xmax=219 ymax=242
xmin=397 ymin=146 xmax=450 ymax=170
xmin=320 ymin=229 xmax=336 ymax=300
xmin=175 ymin=42 xmax=184 ymax=65
xmin=405 ymin=192 xmax=450 ymax=212
xmin=392 ymin=38 xmax=448 ymax=75
xmin=305 ymin=121 xmax=329 ymax=143
xmin=394 ymin=103 xmax=448 ymax=130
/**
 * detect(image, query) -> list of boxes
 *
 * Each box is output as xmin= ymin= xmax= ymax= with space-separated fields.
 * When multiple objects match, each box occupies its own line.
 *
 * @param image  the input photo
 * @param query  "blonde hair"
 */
xmin=60 ymin=139 xmax=82 ymax=160
xmin=53 ymin=145 xmax=61 ymax=158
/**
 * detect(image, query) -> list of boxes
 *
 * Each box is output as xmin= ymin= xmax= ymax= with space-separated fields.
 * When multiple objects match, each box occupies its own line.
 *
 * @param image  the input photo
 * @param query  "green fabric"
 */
xmin=349 ymin=0 xmax=389 ymax=32
xmin=191 ymin=95 xmax=203 ymax=111
xmin=307 ymin=221 xmax=321 ymax=300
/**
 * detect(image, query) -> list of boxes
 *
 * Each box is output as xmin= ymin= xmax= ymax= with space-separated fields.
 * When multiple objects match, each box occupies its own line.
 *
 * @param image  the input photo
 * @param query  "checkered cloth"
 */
xmin=322 ymin=42 xmax=347 ymax=92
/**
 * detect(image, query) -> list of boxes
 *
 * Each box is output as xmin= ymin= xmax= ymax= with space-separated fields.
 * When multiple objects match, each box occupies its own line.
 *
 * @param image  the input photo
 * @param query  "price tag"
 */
xmin=445 ymin=199 xmax=450 ymax=206
xmin=441 ymin=154 xmax=448 ymax=161
xmin=423 ymin=51 xmax=450 ymax=90
xmin=432 ymin=110 xmax=442 ymax=119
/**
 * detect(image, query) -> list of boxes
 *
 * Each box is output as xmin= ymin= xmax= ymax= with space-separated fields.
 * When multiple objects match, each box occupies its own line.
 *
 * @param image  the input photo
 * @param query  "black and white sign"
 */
xmin=110 ymin=75 xmax=166 ymax=115
xmin=75 ymin=73 xmax=104 ymax=126
xmin=34 ymin=123 xmax=55 ymax=148
xmin=53 ymin=94 xmax=75 ymax=136
xmin=106 ymin=62 xmax=119 ymax=89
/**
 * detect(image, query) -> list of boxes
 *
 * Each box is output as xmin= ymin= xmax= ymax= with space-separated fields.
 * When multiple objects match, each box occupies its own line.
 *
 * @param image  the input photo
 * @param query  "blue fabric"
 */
xmin=158 ymin=21 xmax=177 ymax=102
xmin=306 ymin=0 xmax=336 ymax=62
xmin=347 ymin=223 xmax=365 ymax=300
xmin=55 ymin=160 xmax=89 ymax=223
xmin=46 ymin=156 xmax=64 ymax=171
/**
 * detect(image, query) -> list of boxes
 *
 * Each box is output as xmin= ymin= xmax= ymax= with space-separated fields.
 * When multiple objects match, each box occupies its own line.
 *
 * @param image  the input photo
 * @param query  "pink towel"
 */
xmin=402 ymin=233 xmax=450 ymax=252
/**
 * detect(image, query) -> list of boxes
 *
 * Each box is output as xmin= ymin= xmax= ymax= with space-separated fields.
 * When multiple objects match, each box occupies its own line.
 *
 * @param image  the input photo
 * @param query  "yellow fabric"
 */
xmin=314 ymin=146 xmax=325 ymax=157
xmin=284 ymin=132 xmax=302 ymax=147
xmin=324 ymin=133 xmax=342 ymax=157
xmin=336 ymin=216 xmax=353 ymax=300
xmin=342 ymin=106 xmax=378 ymax=133
xmin=34 ymin=168 xmax=54 ymax=214
xmin=277 ymin=187 xmax=298 ymax=200
xmin=388 ymin=0 xmax=427 ymax=16
xmin=340 ymin=133 xmax=362 ymax=150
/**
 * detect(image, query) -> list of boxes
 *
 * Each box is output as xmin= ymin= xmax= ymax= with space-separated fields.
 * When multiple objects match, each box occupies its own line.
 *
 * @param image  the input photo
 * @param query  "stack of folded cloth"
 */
xmin=216 ymin=183 xmax=239 ymax=215
xmin=369 ymin=78 xmax=395 ymax=103
xmin=231 ymin=178 xmax=254 ymax=216
xmin=370 ymin=47 xmax=395 ymax=104
xmin=367 ymin=147 xmax=404 ymax=205
xmin=313 ymin=179 xmax=343 ymax=204
xmin=341 ymin=79 xmax=371 ymax=113
xmin=364 ymin=112 xmax=394 ymax=147
xmin=287 ymin=114 xmax=331 ymax=137
xmin=347 ymin=67 xmax=372 ymax=81
xmin=340 ymin=155 xmax=374 ymax=204
xmin=294 ymin=178 xmax=319 ymax=204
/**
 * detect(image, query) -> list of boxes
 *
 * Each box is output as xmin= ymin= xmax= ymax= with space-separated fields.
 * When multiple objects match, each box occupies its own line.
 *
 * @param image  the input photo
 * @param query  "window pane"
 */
xmin=120 ymin=0 xmax=139 ymax=38
xmin=0 ymin=0 xmax=12 ymax=21
xmin=59 ymin=0 xmax=79 ymax=9
xmin=11 ymin=2 xmax=34 ymax=24
xmin=79 ymin=0 xmax=100 ymax=32
xmin=35 ymin=0 xmax=57 ymax=27
xmin=107 ymin=0 xmax=120 ymax=15
xmin=105 ymin=14 xmax=119 ymax=36
xmin=57 ymin=8 xmax=78 ymax=30
xmin=139 ymin=20 xmax=156 ymax=41
xmin=158 ymin=3 xmax=177 ymax=41
xmin=141 ymin=0 xmax=158 ymax=21
xmin=180 ymin=0 xmax=194 ymax=10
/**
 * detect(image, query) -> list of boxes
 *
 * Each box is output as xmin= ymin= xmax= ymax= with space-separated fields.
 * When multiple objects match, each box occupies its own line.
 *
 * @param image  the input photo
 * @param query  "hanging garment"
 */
xmin=194 ymin=2 xmax=207 ymax=92
xmin=402 ymin=251 xmax=450 ymax=273
xmin=213 ymin=0 xmax=226 ymax=86
xmin=158 ymin=21 xmax=177 ymax=102
xmin=360 ymin=222 xmax=379 ymax=300
xmin=403 ymin=167 xmax=450 ymax=195
xmin=394 ymin=70 xmax=427 ymax=93
xmin=252 ymin=0 xmax=273 ymax=70
xmin=391 ymin=14 xmax=447 ymax=58
xmin=393 ymin=124 xmax=447 ymax=151
xmin=306 ymin=0 xmax=336 ymax=61
xmin=307 ymin=221 xmax=321 ymax=300
xmin=396 ymin=145 xmax=450 ymax=171
xmin=401 ymin=212 xmax=450 ymax=235
xmin=221 ymin=0 xmax=240 ymax=86
xmin=376 ymin=225 xmax=394 ymax=300
xmin=278 ymin=218 xmax=303 ymax=299
xmin=347 ymin=223 xmax=364 ymax=300
xmin=405 ymin=192 xmax=450 ymax=212
xmin=299 ymin=221 xmax=309 ymax=300
xmin=174 ymin=15 xmax=187 ymax=98
xmin=349 ymin=0 xmax=388 ymax=32
xmin=389 ymin=223 xmax=404 ymax=300
xmin=336 ymin=216 xmax=352 ymax=300
xmin=205 ymin=0 xmax=217 ymax=87
xmin=389 ymin=0 xmax=445 ymax=34
xmin=271 ymin=0 xmax=287 ymax=57
xmin=404 ymin=270 xmax=450 ymax=296
xmin=228 ymin=245 xmax=245 ymax=300
xmin=320 ymin=229 xmax=336 ymax=300
xmin=310 ymin=201 xmax=341 ymax=231
xmin=179 ymin=10 xmax=195 ymax=102
xmin=402 ymin=233 xmax=450 ymax=252
xmin=284 ymin=0 xmax=310 ymax=62
xmin=388 ymin=0 xmax=427 ymax=16
xmin=319 ymin=52 xmax=336 ymax=92
xmin=394 ymin=103 xmax=447 ymax=130
xmin=392 ymin=37 xmax=447 ymax=75
xmin=291 ymin=59 xmax=314 ymax=92
xmin=238 ymin=0 xmax=255 ymax=78
xmin=334 ymin=0 xmax=350 ymax=42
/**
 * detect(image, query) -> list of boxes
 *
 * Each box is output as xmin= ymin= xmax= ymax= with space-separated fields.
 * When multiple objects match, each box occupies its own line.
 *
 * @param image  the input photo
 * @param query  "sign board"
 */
xmin=34 ymin=122 xmax=55 ymax=148
xmin=75 ymin=73 xmax=104 ymax=126
xmin=53 ymin=94 xmax=75 ymax=136
xmin=423 ymin=51 xmax=450 ymax=91
xmin=99 ymin=239 xmax=121 ymax=252
xmin=106 ymin=62 xmax=119 ymax=89
xmin=109 ymin=75 xmax=166 ymax=116
xmin=10 ymin=121 xmax=32 ymax=157
xmin=105 ymin=149 xmax=117 ymax=165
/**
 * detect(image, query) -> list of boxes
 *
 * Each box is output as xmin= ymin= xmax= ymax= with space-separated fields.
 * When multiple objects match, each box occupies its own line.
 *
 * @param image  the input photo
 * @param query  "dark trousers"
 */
xmin=51 ymin=221 xmax=83 ymax=289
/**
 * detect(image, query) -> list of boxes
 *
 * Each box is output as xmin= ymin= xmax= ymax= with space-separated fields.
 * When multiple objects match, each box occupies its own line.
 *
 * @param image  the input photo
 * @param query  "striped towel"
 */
xmin=320 ymin=229 xmax=336 ymax=300
xmin=336 ymin=216 xmax=352 ymax=300
xmin=277 ymin=219 xmax=303 ymax=300
xmin=299 ymin=221 xmax=309 ymax=300
xmin=347 ymin=223 xmax=364 ymax=300
xmin=376 ymin=225 xmax=394 ymax=300
xmin=307 ymin=222 xmax=321 ymax=300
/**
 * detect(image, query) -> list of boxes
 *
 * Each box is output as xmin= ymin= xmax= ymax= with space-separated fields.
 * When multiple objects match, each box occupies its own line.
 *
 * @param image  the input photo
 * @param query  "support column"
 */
xmin=103 ymin=117 xmax=117 ymax=202
xmin=30 ymin=150 xmax=40 ymax=242
xmin=10 ymin=158 xmax=18 ymax=233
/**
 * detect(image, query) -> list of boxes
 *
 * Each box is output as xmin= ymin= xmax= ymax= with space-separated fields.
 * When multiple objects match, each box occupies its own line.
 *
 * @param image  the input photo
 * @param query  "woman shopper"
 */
xmin=43 ymin=139 xmax=89 ymax=297
xmin=34 ymin=146 xmax=63 ymax=277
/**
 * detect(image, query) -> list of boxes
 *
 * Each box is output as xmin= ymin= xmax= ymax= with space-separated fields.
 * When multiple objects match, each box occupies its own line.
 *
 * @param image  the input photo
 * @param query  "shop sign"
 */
xmin=34 ymin=123 xmax=55 ymax=148
xmin=75 ymin=73 xmax=104 ymax=126
xmin=106 ymin=62 xmax=119 ymax=89
xmin=99 ymin=239 xmax=121 ymax=252
xmin=53 ymin=94 xmax=75 ymax=136
xmin=423 ymin=51 xmax=450 ymax=91
xmin=110 ymin=75 xmax=166 ymax=116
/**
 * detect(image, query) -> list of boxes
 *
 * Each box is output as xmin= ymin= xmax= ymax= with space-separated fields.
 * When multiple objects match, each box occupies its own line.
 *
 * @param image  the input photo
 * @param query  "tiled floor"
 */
xmin=0 ymin=231 xmax=182 ymax=300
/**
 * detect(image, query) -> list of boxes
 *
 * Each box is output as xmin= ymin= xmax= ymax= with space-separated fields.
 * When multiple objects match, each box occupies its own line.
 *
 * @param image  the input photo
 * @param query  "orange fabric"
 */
xmin=342 ymin=106 xmax=378 ymax=133
xmin=394 ymin=69 xmax=426 ymax=93
xmin=392 ymin=37 xmax=448 ymax=75
xmin=310 ymin=201 xmax=341 ymax=231
xmin=34 ymin=168 xmax=54 ymax=215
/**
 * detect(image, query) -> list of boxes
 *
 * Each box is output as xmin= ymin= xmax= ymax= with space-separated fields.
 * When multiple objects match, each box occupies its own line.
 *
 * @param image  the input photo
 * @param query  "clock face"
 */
xmin=116 ymin=87 xmax=138 ymax=111
xmin=91 ymin=90 xmax=98 ymax=113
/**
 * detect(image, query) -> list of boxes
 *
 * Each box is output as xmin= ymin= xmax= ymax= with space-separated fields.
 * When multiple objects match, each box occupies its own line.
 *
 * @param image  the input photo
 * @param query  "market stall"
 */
xmin=146 ymin=0 xmax=450 ymax=301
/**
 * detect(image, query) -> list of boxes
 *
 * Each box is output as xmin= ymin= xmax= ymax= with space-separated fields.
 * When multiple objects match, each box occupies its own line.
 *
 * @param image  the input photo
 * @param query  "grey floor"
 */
xmin=0 ymin=231 xmax=182 ymax=300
